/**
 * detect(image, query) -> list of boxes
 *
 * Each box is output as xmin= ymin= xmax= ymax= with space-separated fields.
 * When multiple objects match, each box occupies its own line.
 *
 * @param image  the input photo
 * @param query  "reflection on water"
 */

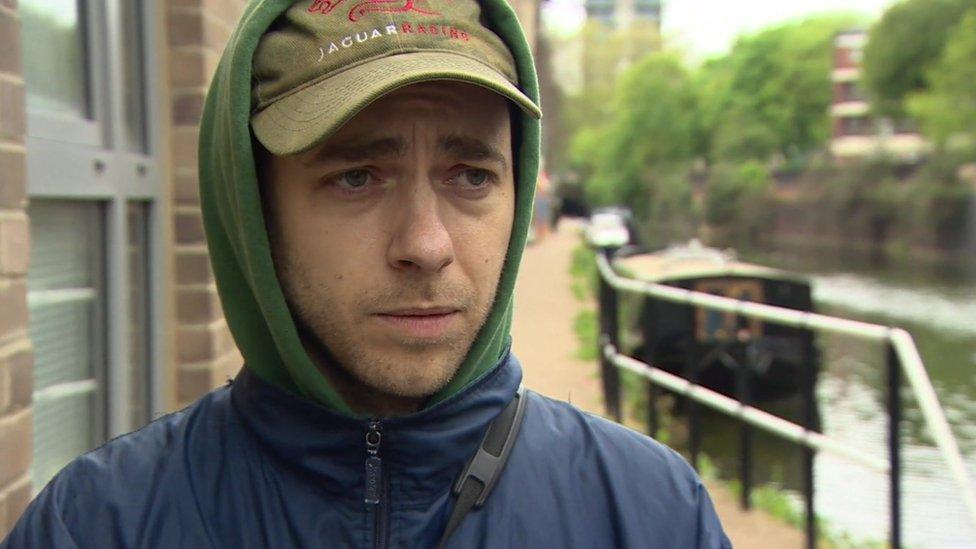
xmin=695 ymin=246 xmax=976 ymax=547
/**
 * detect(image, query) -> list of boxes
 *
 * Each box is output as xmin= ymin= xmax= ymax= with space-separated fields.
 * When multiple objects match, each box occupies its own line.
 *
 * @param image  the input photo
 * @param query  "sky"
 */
xmin=543 ymin=0 xmax=900 ymax=59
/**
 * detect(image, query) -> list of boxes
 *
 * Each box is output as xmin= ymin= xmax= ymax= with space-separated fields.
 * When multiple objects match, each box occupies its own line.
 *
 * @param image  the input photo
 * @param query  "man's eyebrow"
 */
xmin=301 ymin=137 xmax=406 ymax=166
xmin=438 ymin=135 xmax=509 ymax=172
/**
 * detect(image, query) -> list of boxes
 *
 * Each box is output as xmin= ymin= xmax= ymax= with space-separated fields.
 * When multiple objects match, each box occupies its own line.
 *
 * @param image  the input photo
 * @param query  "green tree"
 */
xmin=906 ymin=8 xmax=976 ymax=148
xmin=573 ymin=52 xmax=698 ymax=221
xmin=862 ymin=0 xmax=972 ymax=117
xmin=698 ymin=15 xmax=860 ymax=163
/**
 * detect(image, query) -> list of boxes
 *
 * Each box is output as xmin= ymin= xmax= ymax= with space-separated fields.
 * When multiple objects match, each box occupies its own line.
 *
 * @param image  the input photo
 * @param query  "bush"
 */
xmin=704 ymin=161 xmax=773 ymax=233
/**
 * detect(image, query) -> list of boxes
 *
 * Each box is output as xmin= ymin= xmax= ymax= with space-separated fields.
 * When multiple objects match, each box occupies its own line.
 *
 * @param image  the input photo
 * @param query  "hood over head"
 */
xmin=198 ymin=0 xmax=542 ymax=416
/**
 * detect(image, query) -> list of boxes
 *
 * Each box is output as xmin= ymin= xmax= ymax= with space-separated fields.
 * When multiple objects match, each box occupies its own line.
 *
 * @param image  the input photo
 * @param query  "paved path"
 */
xmin=511 ymin=220 xmax=805 ymax=549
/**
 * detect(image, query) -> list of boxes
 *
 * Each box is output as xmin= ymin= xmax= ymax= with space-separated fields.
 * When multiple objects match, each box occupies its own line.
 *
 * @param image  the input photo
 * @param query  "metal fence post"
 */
xmin=641 ymin=297 xmax=658 ymax=439
xmin=887 ymin=342 xmax=902 ymax=549
xmin=598 ymin=247 xmax=621 ymax=422
xmin=802 ymin=332 xmax=817 ymax=549
xmin=736 ymin=360 xmax=752 ymax=510
xmin=688 ymin=351 xmax=701 ymax=470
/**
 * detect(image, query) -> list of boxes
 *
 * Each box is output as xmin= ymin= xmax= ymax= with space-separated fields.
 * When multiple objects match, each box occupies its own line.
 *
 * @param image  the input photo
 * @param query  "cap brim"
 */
xmin=251 ymin=51 xmax=542 ymax=156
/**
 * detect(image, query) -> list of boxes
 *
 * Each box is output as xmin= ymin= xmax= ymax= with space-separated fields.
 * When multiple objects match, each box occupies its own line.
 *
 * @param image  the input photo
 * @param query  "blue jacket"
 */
xmin=3 ymin=354 xmax=731 ymax=548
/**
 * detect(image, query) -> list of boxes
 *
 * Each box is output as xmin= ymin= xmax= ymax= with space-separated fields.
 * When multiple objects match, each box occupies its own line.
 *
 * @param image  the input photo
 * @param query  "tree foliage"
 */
xmin=698 ymin=15 xmax=860 ymax=162
xmin=571 ymin=52 xmax=698 ymax=220
xmin=704 ymin=161 xmax=773 ymax=231
xmin=906 ymin=7 xmax=976 ymax=148
xmin=862 ymin=0 xmax=973 ymax=117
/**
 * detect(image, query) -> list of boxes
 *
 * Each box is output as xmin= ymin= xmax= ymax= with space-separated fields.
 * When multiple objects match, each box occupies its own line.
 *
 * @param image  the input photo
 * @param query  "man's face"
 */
xmin=261 ymin=81 xmax=515 ymax=408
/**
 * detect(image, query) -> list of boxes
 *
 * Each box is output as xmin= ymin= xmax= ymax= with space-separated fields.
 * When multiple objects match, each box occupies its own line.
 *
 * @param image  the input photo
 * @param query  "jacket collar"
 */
xmin=230 ymin=348 xmax=522 ymax=504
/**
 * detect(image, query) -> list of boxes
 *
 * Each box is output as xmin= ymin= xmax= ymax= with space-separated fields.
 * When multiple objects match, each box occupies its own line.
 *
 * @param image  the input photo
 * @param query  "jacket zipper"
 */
xmin=365 ymin=420 xmax=389 ymax=548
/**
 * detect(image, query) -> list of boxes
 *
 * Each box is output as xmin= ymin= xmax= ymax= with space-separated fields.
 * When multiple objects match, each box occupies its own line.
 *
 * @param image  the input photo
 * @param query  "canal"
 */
xmin=692 ymin=245 xmax=976 ymax=547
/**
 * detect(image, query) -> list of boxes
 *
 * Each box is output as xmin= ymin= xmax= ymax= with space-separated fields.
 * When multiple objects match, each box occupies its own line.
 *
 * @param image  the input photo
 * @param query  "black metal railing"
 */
xmin=594 ymin=246 xmax=913 ymax=548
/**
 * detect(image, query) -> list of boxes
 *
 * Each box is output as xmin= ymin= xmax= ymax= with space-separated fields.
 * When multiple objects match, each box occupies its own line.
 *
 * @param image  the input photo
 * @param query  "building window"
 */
xmin=27 ymin=201 xmax=104 ymax=489
xmin=21 ymin=0 xmax=89 ymax=119
xmin=22 ymin=0 xmax=164 ymax=492
xmin=840 ymin=116 xmax=874 ymax=136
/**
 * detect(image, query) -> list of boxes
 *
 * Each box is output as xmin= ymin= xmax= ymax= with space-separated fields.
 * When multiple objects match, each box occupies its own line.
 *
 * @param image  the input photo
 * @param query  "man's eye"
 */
xmin=336 ymin=169 xmax=371 ymax=189
xmin=452 ymin=169 xmax=493 ymax=187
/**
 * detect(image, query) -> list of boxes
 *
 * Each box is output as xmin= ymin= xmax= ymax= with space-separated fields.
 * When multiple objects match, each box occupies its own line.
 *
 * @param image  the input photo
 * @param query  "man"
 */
xmin=3 ymin=0 xmax=731 ymax=547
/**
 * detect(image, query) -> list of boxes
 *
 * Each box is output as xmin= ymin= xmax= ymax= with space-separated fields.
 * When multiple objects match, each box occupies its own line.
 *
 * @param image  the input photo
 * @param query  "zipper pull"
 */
xmin=364 ymin=420 xmax=383 ymax=505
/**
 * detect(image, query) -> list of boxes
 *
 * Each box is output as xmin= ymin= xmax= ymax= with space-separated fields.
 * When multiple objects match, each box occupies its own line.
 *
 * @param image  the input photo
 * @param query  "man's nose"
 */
xmin=386 ymin=181 xmax=455 ymax=273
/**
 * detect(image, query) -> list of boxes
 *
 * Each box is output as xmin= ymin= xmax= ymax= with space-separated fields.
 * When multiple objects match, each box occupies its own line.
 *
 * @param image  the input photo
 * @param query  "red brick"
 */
xmin=6 ymin=346 xmax=31 ymax=409
xmin=172 ymin=92 xmax=206 ymax=125
xmin=176 ymin=288 xmax=221 ymax=323
xmin=0 ymin=79 xmax=25 ymax=142
xmin=0 ymin=10 xmax=22 ymax=76
xmin=176 ymin=325 xmax=218 ymax=363
xmin=0 ymin=213 xmax=29 ymax=276
xmin=0 ymin=409 xmax=31 ymax=487
xmin=169 ymin=49 xmax=207 ymax=89
xmin=177 ymin=366 xmax=218 ymax=403
xmin=0 ymin=281 xmax=27 ymax=343
xmin=0 ymin=149 xmax=25 ymax=209
xmin=172 ymin=127 xmax=199 ymax=168
xmin=175 ymin=251 xmax=214 ymax=285
xmin=174 ymin=209 xmax=205 ymax=244
xmin=173 ymin=172 xmax=201 ymax=205
xmin=167 ymin=9 xmax=205 ymax=48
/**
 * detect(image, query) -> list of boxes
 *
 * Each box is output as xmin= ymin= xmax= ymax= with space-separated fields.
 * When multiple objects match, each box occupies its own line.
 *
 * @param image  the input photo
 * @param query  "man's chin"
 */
xmin=350 ymin=351 xmax=464 ymax=399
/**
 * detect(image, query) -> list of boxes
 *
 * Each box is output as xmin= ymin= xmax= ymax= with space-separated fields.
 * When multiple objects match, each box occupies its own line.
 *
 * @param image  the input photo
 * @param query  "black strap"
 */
xmin=436 ymin=386 xmax=527 ymax=549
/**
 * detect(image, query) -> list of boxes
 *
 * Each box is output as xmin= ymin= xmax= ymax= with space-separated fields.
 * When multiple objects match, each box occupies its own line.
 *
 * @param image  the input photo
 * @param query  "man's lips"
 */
xmin=373 ymin=307 xmax=462 ymax=339
xmin=378 ymin=306 xmax=460 ymax=316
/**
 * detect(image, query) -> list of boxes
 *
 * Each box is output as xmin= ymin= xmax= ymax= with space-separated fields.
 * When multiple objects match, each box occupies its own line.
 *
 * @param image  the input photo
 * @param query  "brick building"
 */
xmin=829 ymin=29 xmax=928 ymax=162
xmin=0 ymin=0 xmax=540 ymax=537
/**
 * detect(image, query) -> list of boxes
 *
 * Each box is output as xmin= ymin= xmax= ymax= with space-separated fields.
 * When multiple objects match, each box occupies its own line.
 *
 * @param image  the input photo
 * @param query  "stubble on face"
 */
xmin=274 ymin=250 xmax=497 ymax=401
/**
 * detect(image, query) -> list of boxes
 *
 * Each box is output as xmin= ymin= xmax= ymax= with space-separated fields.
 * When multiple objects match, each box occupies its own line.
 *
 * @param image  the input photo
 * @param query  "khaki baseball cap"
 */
xmin=251 ymin=0 xmax=543 ymax=156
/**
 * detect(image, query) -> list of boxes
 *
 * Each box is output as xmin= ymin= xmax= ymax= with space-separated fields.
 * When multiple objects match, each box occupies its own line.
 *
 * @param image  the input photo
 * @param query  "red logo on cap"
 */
xmin=308 ymin=0 xmax=442 ymax=22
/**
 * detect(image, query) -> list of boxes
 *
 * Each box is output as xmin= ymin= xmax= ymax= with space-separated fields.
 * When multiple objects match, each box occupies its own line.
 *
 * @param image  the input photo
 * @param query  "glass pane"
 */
xmin=21 ymin=0 xmax=88 ymax=118
xmin=121 ymin=0 xmax=148 ymax=153
xmin=32 ymin=392 xmax=95 ymax=489
xmin=127 ymin=202 xmax=151 ymax=427
xmin=27 ymin=200 xmax=104 ymax=492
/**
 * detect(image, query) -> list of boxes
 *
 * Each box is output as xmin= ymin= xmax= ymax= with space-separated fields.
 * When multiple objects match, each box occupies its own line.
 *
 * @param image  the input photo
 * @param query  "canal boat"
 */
xmin=614 ymin=240 xmax=819 ymax=403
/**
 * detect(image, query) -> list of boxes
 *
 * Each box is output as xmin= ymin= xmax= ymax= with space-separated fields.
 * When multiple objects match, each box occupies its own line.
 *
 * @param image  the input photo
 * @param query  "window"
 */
xmin=23 ymin=0 xmax=165 ymax=492
xmin=21 ymin=0 xmax=89 ymax=119
xmin=27 ymin=201 xmax=105 ymax=489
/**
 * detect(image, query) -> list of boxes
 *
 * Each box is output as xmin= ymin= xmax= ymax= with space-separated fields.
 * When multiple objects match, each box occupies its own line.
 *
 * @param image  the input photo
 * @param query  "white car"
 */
xmin=585 ymin=211 xmax=631 ymax=248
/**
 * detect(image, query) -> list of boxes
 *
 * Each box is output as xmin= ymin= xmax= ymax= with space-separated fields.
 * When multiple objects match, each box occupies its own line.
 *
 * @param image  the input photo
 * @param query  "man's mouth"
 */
xmin=374 ymin=307 xmax=462 ymax=339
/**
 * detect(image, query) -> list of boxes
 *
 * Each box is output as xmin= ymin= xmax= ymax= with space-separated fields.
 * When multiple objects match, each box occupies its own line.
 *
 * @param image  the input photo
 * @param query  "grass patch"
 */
xmin=725 ymin=477 xmax=887 ymax=549
xmin=569 ymin=244 xmax=598 ymax=302
xmin=572 ymin=309 xmax=598 ymax=361
xmin=569 ymin=242 xmax=600 ymax=361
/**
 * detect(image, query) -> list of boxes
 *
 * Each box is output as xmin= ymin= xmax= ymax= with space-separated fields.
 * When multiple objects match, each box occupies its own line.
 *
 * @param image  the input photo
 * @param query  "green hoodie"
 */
xmin=198 ymin=0 xmax=541 ymax=417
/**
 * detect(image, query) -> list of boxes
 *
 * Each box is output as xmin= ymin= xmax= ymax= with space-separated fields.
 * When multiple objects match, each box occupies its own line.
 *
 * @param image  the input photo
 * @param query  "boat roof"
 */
xmin=613 ymin=242 xmax=809 ymax=285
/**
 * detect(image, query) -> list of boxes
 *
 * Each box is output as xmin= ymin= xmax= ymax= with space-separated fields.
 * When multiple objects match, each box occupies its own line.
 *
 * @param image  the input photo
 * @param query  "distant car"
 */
xmin=585 ymin=209 xmax=631 ymax=248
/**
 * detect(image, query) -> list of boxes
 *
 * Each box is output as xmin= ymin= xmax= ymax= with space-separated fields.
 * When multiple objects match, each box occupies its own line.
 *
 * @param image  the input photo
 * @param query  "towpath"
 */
xmin=511 ymin=219 xmax=805 ymax=549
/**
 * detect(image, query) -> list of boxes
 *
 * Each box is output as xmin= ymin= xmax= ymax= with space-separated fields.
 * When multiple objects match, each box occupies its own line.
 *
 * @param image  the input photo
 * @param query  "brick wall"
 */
xmin=0 ymin=0 xmax=33 ymax=539
xmin=166 ymin=0 xmax=248 ymax=409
